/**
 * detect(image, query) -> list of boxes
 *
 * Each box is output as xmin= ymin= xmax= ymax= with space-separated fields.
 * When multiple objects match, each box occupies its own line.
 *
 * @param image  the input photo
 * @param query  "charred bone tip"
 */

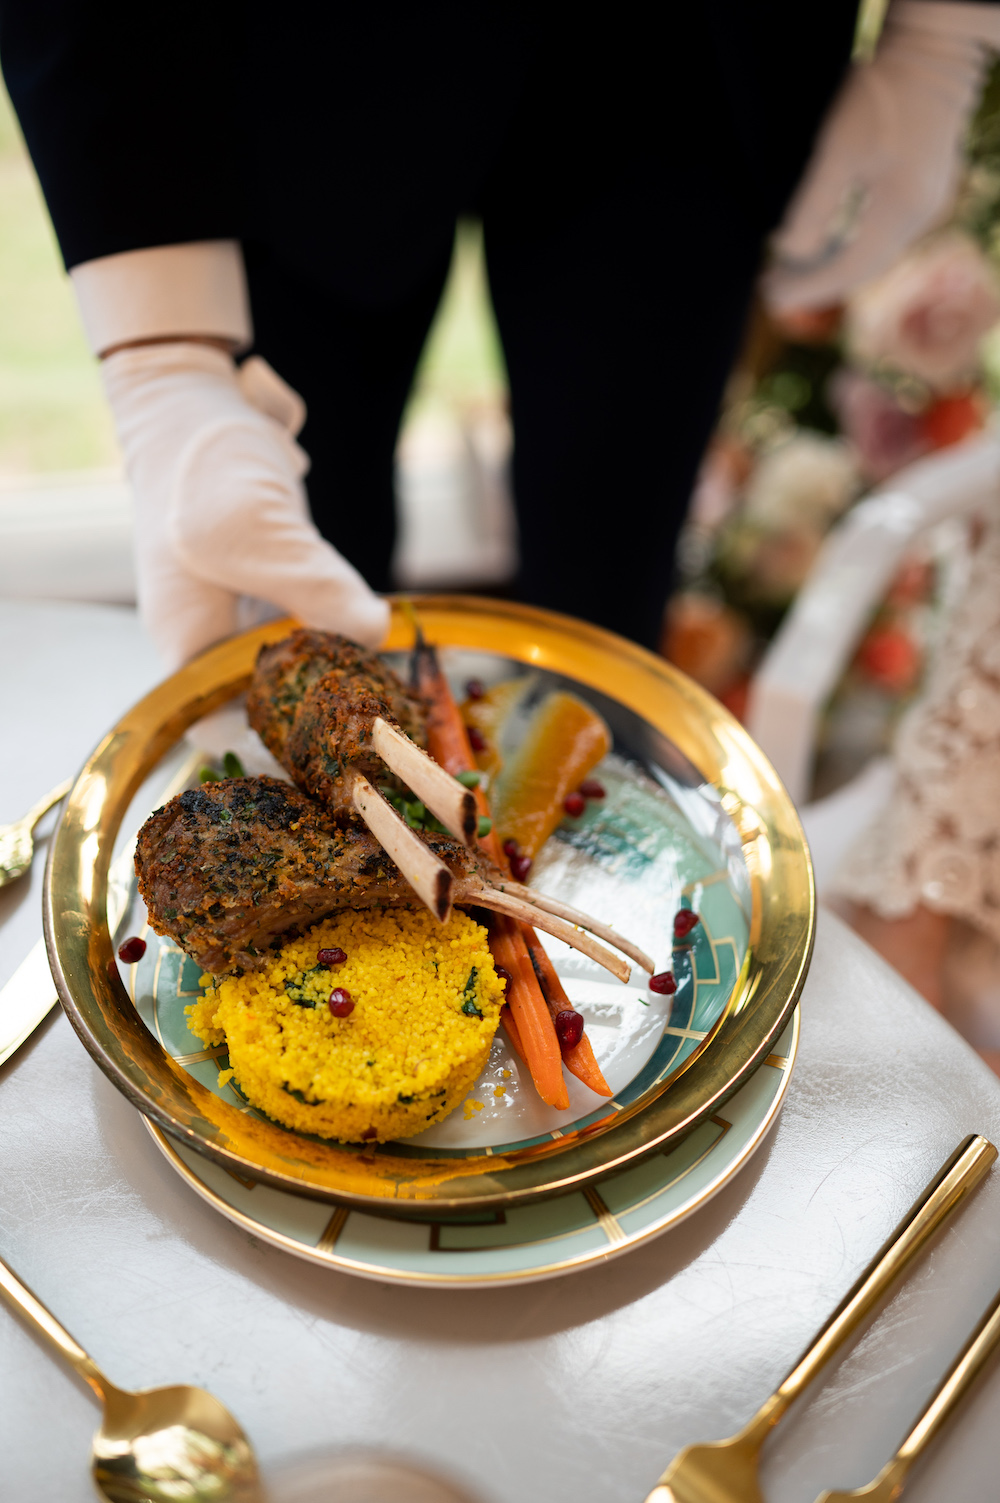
xmin=435 ymin=868 xmax=453 ymax=923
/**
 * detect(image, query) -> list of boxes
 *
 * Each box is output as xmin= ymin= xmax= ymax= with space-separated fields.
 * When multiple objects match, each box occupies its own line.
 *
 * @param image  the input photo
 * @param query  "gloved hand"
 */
xmin=764 ymin=1 xmax=1000 ymax=313
xmin=102 ymin=341 xmax=389 ymax=670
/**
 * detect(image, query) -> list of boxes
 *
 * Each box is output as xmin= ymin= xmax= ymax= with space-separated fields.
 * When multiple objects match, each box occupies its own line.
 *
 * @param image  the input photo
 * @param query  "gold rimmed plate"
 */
xmin=44 ymin=597 xmax=814 ymax=1216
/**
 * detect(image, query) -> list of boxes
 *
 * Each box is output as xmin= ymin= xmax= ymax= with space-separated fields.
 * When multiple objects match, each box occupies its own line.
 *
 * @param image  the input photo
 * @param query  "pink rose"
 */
xmin=846 ymin=232 xmax=1000 ymax=391
xmin=828 ymin=368 xmax=930 ymax=482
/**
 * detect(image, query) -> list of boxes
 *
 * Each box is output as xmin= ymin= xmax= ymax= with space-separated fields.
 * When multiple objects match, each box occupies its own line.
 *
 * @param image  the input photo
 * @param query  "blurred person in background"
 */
xmin=0 ymin=0 xmax=997 ymax=690
xmin=758 ymin=2 xmax=1000 ymax=1027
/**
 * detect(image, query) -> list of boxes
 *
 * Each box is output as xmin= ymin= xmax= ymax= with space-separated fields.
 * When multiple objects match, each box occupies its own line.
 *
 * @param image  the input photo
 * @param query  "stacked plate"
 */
xmin=44 ymin=598 xmax=813 ymax=1286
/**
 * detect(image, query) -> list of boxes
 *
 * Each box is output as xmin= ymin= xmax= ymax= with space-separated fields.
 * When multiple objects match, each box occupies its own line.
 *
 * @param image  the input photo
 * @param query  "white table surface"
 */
xmin=4 ymin=601 xmax=1000 ymax=1503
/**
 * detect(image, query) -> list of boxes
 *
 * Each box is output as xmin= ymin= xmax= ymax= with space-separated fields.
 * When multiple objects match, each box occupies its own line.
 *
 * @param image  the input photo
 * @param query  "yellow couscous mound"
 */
xmin=187 ymin=908 xmax=505 ymax=1143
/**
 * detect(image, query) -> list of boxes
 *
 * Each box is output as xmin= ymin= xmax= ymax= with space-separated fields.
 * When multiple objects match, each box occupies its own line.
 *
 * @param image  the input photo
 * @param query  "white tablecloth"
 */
xmin=3 ymin=602 xmax=1000 ymax=1503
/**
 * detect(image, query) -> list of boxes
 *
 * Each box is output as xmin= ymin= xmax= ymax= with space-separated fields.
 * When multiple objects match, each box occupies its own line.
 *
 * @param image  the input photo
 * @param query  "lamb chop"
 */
xmin=248 ymin=632 xmax=480 ymax=845
xmin=247 ymin=628 xmax=425 ymax=765
xmin=136 ymin=778 xmax=646 ymax=979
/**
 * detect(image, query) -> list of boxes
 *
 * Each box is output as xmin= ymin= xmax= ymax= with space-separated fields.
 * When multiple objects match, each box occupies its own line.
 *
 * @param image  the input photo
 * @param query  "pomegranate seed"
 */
xmin=467 ymin=725 xmax=486 ymax=752
xmin=360 ymin=1127 xmax=377 ymax=1141
xmin=580 ymin=778 xmax=605 ymax=799
xmin=317 ymin=947 xmax=347 ymax=966
xmin=503 ymin=838 xmax=519 ymax=859
xmin=118 ymin=936 xmax=146 ymax=964
xmin=673 ymin=909 xmax=700 ymax=940
xmin=649 ymin=971 xmax=677 ymax=995
xmin=328 ymin=987 xmax=354 ymax=1017
xmin=510 ymin=853 xmax=532 ymax=881
xmin=465 ymin=679 xmax=486 ymax=700
xmin=494 ymin=966 xmax=513 ymax=989
xmin=554 ymin=1010 xmax=584 ymax=1051
xmin=563 ymin=791 xmax=586 ymax=818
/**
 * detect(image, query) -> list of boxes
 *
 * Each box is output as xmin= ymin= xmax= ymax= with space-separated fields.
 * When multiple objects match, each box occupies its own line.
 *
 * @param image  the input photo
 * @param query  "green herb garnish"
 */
xmin=284 ymin=964 xmax=325 ymax=1007
xmin=461 ymin=966 xmax=483 ymax=1018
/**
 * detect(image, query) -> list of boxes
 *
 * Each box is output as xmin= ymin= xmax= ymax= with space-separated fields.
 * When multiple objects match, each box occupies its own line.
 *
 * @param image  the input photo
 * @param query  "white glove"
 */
xmin=102 ymin=341 xmax=389 ymax=670
xmin=764 ymin=1 xmax=1000 ymax=313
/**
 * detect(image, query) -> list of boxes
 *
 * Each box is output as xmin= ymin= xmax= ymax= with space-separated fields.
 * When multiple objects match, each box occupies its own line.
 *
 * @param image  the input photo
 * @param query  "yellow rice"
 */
xmin=187 ymin=907 xmax=505 ymax=1143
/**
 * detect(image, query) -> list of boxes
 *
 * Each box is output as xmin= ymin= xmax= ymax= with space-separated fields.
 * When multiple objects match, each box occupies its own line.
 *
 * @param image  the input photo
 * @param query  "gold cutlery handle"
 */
xmin=746 ymin=1134 xmax=997 ymax=1443
xmin=814 ymin=1284 xmax=1000 ymax=1502
xmin=895 ymin=1284 xmax=1000 ymax=1469
xmin=0 ymin=1253 xmax=111 ymax=1402
xmin=23 ymin=777 xmax=72 ymax=833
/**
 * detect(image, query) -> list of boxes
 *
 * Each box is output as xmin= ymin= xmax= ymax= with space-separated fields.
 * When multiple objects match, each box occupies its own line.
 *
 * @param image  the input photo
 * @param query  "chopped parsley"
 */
xmin=283 ymin=963 xmax=327 ymax=1007
xmin=461 ymin=966 xmax=483 ymax=1018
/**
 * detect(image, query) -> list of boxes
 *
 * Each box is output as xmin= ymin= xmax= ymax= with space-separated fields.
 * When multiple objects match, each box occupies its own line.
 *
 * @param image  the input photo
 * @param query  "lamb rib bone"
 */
xmin=351 ymin=775 xmax=631 ymax=980
xmin=349 ymin=772 xmax=454 ymax=922
xmin=495 ymin=879 xmax=654 ymax=974
xmin=368 ymin=717 xmax=478 ymax=845
xmin=456 ymin=877 xmax=631 ymax=984
xmin=366 ymin=717 xmax=647 ymax=975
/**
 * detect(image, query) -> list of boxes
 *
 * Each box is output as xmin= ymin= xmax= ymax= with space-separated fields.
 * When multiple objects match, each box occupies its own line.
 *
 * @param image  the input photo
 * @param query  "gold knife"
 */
xmin=0 ymin=831 xmax=142 ymax=1067
xmin=0 ymin=939 xmax=58 ymax=1067
xmin=0 ymin=749 xmax=207 ymax=1069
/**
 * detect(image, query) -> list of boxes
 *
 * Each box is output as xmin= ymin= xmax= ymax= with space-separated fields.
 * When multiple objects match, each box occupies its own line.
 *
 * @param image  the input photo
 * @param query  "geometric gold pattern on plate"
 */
xmin=142 ymin=1011 xmax=798 ymax=1287
xmin=45 ymin=596 xmax=814 ymax=1214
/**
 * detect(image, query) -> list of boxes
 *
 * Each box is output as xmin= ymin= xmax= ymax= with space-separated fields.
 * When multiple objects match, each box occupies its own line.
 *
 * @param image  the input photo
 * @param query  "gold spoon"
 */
xmin=0 ymin=778 xmax=71 ymax=887
xmin=644 ymin=1134 xmax=997 ymax=1503
xmin=0 ymin=1253 xmax=261 ymax=1501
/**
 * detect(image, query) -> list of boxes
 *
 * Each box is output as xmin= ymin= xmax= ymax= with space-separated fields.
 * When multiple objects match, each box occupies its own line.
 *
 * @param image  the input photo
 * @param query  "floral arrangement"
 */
xmin=665 ymin=66 xmax=1000 ymax=797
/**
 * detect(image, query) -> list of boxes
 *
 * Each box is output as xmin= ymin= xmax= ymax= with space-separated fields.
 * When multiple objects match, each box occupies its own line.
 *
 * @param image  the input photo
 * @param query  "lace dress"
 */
xmin=834 ymin=506 xmax=1000 ymax=942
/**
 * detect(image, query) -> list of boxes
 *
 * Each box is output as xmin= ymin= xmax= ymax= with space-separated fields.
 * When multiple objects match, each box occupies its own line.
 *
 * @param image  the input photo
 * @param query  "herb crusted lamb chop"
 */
xmin=247 ymin=628 xmax=425 ymax=771
xmin=247 ymin=628 xmax=479 ymax=845
xmin=135 ymin=776 xmax=646 ymax=980
xmin=135 ymin=776 xmax=491 ymax=974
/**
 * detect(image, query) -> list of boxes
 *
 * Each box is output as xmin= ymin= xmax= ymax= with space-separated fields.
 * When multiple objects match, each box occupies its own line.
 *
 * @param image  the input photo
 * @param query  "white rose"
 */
xmin=846 ymin=231 xmax=1000 ymax=391
xmin=743 ymin=432 xmax=859 ymax=531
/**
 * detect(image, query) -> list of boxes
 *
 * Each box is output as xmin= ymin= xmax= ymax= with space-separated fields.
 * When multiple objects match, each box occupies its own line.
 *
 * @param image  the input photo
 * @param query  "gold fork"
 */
xmin=815 ymin=1281 xmax=1000 ymax=1502
xmin=0 ymin=778 xmax=71 ymax=887
xmin=644 ymin=1134 xmax=997 ymax=1503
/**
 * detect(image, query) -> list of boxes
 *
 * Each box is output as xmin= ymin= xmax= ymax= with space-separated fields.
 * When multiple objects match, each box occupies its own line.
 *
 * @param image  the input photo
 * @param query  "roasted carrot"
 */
xmin=411 ymin=631 xmax=480 ymax=777
xmin=500 ymin=1000 xmax=526 ymax=1062
xmin=411 ymin=626 xmax=568 ymax=1108
xmin=489 ymin=916 xmax=569 ymax=1109
xmin=521 ymin=927 xmax=612 ymax=1098
xmin=411 ymin=631 xmax=505 ymax=863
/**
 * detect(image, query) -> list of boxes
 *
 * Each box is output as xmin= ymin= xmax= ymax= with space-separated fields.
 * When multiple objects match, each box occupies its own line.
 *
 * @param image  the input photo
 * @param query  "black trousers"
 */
xmin=4 ymin=2 xmax=856 ymax=648
xmin=242 ymin=11 xmax=848 ymax=649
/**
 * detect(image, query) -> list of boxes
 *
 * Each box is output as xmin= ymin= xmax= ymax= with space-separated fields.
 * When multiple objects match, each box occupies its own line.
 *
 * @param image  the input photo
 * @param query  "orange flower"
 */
xmin=919 ymin=391 xmax=985 ymax=450
xmin=855 ymin=625 xmax=921 ymax=693
xmin=661 ymin=594 xmax=752 ymax=696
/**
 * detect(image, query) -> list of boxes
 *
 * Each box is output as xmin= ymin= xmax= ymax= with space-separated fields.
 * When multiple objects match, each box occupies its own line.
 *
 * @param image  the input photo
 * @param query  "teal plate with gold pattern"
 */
xmin=142 ymin=1011 xmax=796 ymax=1287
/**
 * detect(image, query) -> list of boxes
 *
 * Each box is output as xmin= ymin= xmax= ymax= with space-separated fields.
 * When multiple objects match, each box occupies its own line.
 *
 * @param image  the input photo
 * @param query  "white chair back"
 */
xmin=745 ymin=430 xmax=1000 ymax=806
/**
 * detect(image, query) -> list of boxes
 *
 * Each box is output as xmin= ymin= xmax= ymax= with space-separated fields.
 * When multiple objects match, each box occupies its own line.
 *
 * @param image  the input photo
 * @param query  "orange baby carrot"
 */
xmin=500 ymin=1001 xmax=526 ymax=1062
xmin=489 ymin=916 xmax=569 ymax=1111
xmin=410 ymin=626 xmax=568 ymax=1109
xmin=412 ymin=631 xmax=482 ymax=776
xmin=520 ymin=927 xmax=612 ymax=1098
